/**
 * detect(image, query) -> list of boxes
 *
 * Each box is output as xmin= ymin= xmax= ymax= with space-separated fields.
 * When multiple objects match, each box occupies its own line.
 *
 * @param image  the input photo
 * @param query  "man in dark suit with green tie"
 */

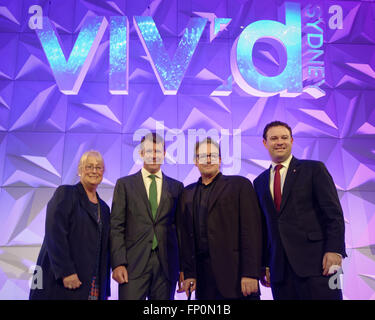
xmin=110 ymin=133 xmax=183 ymax=300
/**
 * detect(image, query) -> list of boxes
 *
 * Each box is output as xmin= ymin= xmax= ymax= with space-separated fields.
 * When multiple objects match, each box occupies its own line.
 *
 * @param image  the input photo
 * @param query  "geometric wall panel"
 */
xmin=178 ymin=95 xmax=231 ymax=132
xmin=0 ymin=80 xmax=13 ymax=131
xmin=67 ymin=83 xmax=123 ymax=133
xmin=0 ymin=0 xmax=374 ymax=299
xmin=0 ymin=0 xmax=23 ymax=33
xmin=123 ymin=83 xmax=178 ymax=133
xmin=0 ymin=133 xmax=7 ymax=184
xmin=0 ymin=33 xmax=18 ymax=80
xmin=325 ymin=44 xmax=375 ymax=90
xmin=0 ymin=245 xmax=41 ymax=300
xmin=0 ymin=187 xmax=55 ymax=246
xmin=2 ymin=132 xmax=64 ymax=187
xmin=9 ymin=82 xmax=66 ymax=132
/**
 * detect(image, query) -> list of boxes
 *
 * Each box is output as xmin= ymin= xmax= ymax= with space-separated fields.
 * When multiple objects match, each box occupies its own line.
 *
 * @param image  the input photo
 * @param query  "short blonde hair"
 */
xmin=78 ymin=150 xmax=104 ymax=174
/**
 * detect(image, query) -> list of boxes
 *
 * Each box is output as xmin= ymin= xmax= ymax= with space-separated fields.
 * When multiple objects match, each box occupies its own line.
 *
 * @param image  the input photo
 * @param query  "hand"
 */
xmin=241 ymin=277 xmax=258 ymax=296
xmin=112 ymin=265 xmax=128 ymax=284
xmin=63 ymin=273 xmax=82 ymax=290
xmin=322 ymin=252 xmax=342 ymax=276
xmin=260 ymin=267 xmax=271 ymax=288
xmin=177 ymin=272 xmax=185 ymax=293
xmin=183 ymin=278 xmax=196 ymax=297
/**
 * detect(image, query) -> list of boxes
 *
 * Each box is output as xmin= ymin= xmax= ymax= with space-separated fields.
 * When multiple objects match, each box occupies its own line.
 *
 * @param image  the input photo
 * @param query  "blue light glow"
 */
xmin=134 ymin=16 xmax=207 ymax=95
xmin=230 ymin=2 xmax=302 ymax=97
xmin=109 ymin=16 xmax=129 ymax=95
xmin=36 ymin=16 xmax=108 ymax=94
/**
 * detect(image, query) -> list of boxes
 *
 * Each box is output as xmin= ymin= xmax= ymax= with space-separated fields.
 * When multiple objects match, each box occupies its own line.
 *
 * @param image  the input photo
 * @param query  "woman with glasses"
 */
xmin=30 ymin=150 xmax=111 ymax=300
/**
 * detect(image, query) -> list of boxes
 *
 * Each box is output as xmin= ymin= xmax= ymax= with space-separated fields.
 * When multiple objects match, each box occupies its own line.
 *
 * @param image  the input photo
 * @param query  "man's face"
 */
xmin=140 ymin=139 xmax=165 ymax=174
xmin=79 ymin=155 xmax=104 ymax=188
xmin=263 ymin=125 xmax=293 ymax=163
xmin=195 ymin=142 xmax=221 ymax=177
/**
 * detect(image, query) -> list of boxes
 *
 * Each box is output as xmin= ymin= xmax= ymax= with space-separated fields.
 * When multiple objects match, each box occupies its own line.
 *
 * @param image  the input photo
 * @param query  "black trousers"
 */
xmin=196 ymin=254 xmax=260 ymax=300
xmin=271 ymin=254 xmax=343 ymax=300
xmin=118 ymin=249 xmax=173 ymax=300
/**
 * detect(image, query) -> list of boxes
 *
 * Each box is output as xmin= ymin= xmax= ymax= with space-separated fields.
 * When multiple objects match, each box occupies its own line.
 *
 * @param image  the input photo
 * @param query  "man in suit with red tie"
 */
xmin=254 ymin=121 xmax=346 ymax=300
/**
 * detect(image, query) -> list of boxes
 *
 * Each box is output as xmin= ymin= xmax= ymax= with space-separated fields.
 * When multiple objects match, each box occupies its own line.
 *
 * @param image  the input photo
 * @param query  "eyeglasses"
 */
xmin=84 ymin=165 xmax=104 ymax=172
xmin=197 ymin=153 xmax=220 ymax=162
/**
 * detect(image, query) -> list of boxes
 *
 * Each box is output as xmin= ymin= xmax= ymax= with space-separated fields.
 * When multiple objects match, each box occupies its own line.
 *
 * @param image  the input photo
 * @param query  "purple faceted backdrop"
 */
xmin=0 ymin=0 xmax=374 ymax=300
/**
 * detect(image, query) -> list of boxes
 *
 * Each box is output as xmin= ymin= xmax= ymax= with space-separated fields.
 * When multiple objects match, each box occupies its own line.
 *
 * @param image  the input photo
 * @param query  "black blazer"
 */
xmin=29 ymin=183 xmax=111 ymax=300
xmin=178 ymin=174 xmax=262 ymax=299
xmin=110 ymin=170 xmax=183 ymax=284
xmin=253 ymin=157 xmax=347 ymax=283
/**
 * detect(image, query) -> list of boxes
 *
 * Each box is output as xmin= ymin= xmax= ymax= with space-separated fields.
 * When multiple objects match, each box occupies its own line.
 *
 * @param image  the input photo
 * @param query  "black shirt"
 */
xmin=193 ymin=172 xmax=222 ymax=256
xmin=88 ymin=201 xmax=99 ymax=221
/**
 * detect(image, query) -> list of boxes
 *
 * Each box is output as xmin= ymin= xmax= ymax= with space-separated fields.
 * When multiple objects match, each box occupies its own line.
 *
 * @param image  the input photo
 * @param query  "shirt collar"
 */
xmin=198 ymin=172 xmax=222 ymax=186
xmin=141 ymin=167 xmax=163 ymax=180
xmin=271 ymin=154 xmax=293 ymax=171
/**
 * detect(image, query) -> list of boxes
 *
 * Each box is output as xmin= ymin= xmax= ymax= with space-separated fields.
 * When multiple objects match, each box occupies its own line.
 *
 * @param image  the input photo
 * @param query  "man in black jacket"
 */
xmin=254 ymin=121 xmax=346 ymax=300
xmin=178 ymin=137 xmax=262 ymax=300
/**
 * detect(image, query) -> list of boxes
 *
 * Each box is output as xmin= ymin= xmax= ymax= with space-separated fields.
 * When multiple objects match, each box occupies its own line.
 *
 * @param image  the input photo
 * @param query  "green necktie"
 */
xmin=149 ymin=174 xmax=158 ymax=249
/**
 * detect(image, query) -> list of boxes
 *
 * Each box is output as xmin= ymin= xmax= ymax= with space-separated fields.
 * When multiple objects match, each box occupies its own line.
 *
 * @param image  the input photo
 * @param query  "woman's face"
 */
xmin=79 ymin=155 xmax=104 ymax=188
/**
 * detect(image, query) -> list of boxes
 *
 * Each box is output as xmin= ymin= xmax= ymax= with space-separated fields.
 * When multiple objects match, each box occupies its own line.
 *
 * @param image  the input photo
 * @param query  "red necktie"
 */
xmin=274 ymin=164 xmax=283 ymax=211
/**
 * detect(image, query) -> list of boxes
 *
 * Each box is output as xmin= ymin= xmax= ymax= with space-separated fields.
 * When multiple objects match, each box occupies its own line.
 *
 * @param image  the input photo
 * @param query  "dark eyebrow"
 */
xmin=270 ymin=135 xmax=289 ymax=139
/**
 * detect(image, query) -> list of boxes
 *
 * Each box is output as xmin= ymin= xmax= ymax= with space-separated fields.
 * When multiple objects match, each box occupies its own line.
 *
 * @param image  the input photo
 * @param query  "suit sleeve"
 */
xmin=176 ymin=189 xmax=197 ymax=279
xmin=175 ymin=182 xmax=184 ymax=272
xmin=260 ymin=212 xmax=270 ymax=268
xmin=101 ymin=201 xmax=112 ymax=298
xmin=253 ymin=179 xmax=270 ymax=269
xmin=313 ymin=162 xmax=347 ymax=257
xmin=239 ymin=178 xmax=263 ymax=279
xmin=45 ymin=185 xmax=77 ymax=280
xmin=110 ymin=179 xmax=128 ymax=269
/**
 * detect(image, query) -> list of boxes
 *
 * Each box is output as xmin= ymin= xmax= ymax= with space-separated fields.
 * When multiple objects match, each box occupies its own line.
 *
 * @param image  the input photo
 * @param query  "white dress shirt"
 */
xmin=269 ymin=154 xmax=293 ymax=200
xmin=141 ymin=167 xmax=163 ymax=205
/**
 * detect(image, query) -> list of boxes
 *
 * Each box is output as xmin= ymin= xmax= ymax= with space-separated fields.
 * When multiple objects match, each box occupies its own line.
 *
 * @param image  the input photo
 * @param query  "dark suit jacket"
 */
xmin=178 ymin=174 xmax=262 ymax=299
xmin=110 ymin=170 xmax=183 ymax=285
xmin=253 ymin=157 xmax=347 ymax=283
xmin=29 ymin=183 xmax=111 ymax=300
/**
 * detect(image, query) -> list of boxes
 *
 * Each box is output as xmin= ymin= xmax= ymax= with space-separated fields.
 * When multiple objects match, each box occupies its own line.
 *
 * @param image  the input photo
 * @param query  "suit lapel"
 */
xmin=77 ymin=182 xmax=100 ymax=224
xmin=134 ymin=170 xmax=153 ymax=220
xmin=262 ymin=168 xmax=278 ymax=214
xmin=280 ymin=156 xmax=300 ymax=213
xmin=207 ymin=174 xmax=228 ymax=214
xmin=155 ymin=173 xmax=170 ymax=221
